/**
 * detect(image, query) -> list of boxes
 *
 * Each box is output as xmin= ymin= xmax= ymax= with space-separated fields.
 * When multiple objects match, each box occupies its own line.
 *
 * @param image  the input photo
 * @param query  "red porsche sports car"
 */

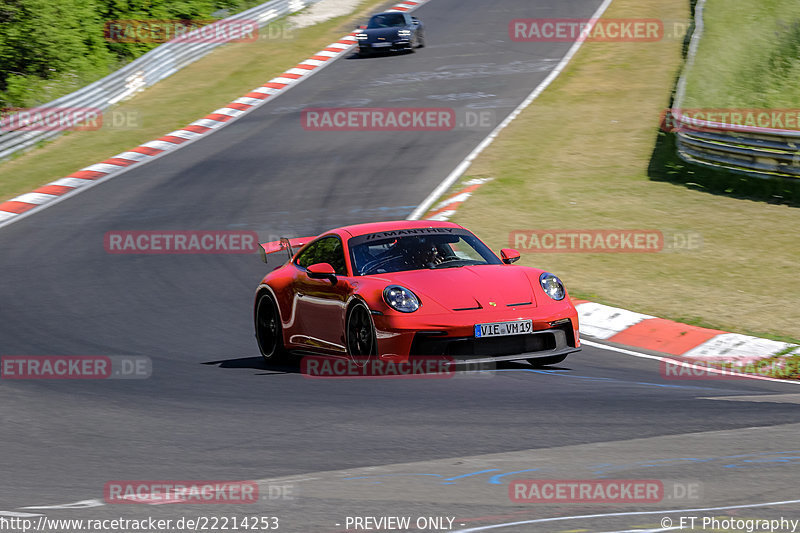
xmin=254 ymin=221 xmax=580 ymax=366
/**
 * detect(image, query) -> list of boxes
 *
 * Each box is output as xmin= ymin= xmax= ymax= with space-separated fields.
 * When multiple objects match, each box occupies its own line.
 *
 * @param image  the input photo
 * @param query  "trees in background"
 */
xmin=0 ymin=0 xmax=258 ymax=107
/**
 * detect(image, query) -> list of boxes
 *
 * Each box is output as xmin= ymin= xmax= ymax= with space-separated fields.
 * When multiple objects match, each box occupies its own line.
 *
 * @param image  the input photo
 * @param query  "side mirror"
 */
xmin=411 ymin=17 xmax=420 ymax=25
xmin=500 ymin=249 xmax=521 ymax=264
xmin=307 ymin=262 xmax=337 ymax=282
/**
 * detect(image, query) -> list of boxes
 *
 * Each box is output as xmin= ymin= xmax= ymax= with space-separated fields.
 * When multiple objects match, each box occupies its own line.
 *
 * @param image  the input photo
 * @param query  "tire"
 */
xmin=255 ymin=291 xmax=288 ymax=364
xmin=527 ymin=354 xmax=567 ymax=368
xmin=346 ymin=301 xmax=377 ymax=357
xmin=416 ymin=29 xmax=425 ymax=48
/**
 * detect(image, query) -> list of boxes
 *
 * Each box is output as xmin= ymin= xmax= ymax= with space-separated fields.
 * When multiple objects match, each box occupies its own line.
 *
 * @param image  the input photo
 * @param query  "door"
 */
xmin=291 ymin=235 xmax=351 ymax=353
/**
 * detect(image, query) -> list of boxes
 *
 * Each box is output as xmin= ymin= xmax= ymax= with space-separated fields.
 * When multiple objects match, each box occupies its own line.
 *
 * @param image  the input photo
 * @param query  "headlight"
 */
xmin=356 ymin=33 xmax=368 ymax=40
xmin=539 ymin=273 xmax=565 ymax=301
xmin=383 ymin=285 xmax=420 ymax=313
xmin=398 ymin=29 xmax=411 ymax=36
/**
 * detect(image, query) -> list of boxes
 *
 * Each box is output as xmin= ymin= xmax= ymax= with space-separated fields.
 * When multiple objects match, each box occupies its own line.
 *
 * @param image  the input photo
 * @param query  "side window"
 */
xmin=295 ymin=236 xmax=347 ymax=276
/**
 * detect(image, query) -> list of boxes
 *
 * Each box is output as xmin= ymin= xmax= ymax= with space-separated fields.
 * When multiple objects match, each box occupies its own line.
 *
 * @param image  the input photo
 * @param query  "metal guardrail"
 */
xmin=0 ymin=0 xmax=319 ymax=161
xmin=671 ymin=0 xmax=800 ymax=180
xmin=672 ymin=115 xmax=800 ymax=178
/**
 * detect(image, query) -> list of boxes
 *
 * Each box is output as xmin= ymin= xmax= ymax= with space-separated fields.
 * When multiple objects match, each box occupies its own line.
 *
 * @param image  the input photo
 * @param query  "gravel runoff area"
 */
xmin=289 ymin=0 xmax=367 ymax=29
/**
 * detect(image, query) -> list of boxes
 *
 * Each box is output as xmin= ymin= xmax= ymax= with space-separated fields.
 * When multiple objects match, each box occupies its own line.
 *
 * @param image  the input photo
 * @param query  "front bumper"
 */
xmin=410 ymin=325 xmax=578 ymax=364
xmin=359 ymin=39 xmax=412 ymax=53
xmin=371 ymin=306 xmax=580 ymax=362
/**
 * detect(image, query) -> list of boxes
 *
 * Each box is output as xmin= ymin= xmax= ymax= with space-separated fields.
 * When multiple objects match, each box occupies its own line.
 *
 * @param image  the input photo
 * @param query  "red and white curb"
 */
xmin=0 ymin=0 xmax=429 ymax=229
xmin=574 ymin=300 xmax=798 ymax=365
xmin=424 ymin=178 xmax=492 ymax=221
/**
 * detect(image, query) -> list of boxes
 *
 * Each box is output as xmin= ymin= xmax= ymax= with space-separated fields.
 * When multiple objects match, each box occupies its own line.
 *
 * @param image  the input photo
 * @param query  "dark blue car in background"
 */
xmin=356 ymin=11 xmax=425 ymax=55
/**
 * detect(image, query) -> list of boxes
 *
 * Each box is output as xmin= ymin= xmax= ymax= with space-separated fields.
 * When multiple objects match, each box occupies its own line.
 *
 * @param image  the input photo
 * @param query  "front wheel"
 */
xmin=346 ymin=302 xmax=376 ymax=357
xmin=255 ymin=292 xmax=288 ymax=364
xmin=527 ymin=354 xmax=567 ymax=368
xmin=416 ymin=29 xmax=425 ymax=48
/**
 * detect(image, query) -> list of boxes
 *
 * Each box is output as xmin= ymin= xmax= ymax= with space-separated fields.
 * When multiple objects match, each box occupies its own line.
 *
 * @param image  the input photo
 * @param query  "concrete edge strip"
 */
xmin=0 ymin=0 xmax=428 ymax=230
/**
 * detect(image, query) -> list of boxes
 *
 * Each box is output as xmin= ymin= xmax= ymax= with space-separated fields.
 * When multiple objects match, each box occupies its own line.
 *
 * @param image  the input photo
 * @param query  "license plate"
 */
xmin=474 ymin=320 xmax=533 ymax=338
xmin=372 ymin=42 xmax=392 ymax=47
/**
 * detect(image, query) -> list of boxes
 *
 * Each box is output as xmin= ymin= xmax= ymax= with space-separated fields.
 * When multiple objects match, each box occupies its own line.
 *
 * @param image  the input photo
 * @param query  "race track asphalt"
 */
xmin=2 ymin=0 xmax=799 ymax=530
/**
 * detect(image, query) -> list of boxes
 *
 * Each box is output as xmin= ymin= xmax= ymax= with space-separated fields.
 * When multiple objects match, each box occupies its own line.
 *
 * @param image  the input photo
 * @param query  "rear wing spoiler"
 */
xmin=259 ymin=236 xmax=314 ymax=264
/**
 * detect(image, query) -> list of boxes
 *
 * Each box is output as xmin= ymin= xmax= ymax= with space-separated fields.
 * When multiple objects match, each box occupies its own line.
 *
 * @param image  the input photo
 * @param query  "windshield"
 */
xmin=349 ymin=230 xmax=502 ymax=276
xmin=366 ymin=13 xmax=406 ymax=28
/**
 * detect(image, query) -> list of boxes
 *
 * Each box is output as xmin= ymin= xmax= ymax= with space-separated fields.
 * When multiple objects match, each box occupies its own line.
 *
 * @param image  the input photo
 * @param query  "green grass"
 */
xmin=683 ymin=0 xmax=800 ymax=108
xmin=658 ymin=0 xmax=800 ymax=202
xmin=0 ymin=0 xmax=390 ymax=201
xmin=450 ymin=0 xmax=800 ymax=343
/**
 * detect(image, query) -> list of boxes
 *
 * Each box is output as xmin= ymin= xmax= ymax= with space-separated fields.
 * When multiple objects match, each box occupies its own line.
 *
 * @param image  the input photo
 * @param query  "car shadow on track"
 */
xmin=465 ymin=361 xmax=572 ymax=372
xmin=202 ymin=357 xmax=571 ymax=377
xmin=202 ymin=356 xmax=300 ymax=375
xmin=345 ymin=50 xmax=414 ymax=60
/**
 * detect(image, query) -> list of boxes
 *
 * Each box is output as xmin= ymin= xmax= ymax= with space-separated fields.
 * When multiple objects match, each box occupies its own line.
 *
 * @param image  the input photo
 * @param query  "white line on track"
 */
xmin=407 ymin=0 xmax=616 ymax=220
xmin=452 ymin=498 xmax=800 ymax=532
xmin=582 ymin=339 xmax=800 ymax=386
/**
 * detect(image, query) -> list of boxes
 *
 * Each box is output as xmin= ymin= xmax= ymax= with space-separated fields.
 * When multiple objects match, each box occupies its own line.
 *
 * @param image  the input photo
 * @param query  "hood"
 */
xmin=363 ymin=27 xmax=402 ymax=40
xmin=384 ymin=265 xmax=537 ymax=311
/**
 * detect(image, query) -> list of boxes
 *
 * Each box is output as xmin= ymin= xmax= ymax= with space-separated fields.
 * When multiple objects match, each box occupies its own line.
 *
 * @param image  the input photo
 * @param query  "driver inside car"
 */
xmin=399 ymin=237 xmax=446 ymax=269
xmin=356 ymin=236 xmax=458 ymax=274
